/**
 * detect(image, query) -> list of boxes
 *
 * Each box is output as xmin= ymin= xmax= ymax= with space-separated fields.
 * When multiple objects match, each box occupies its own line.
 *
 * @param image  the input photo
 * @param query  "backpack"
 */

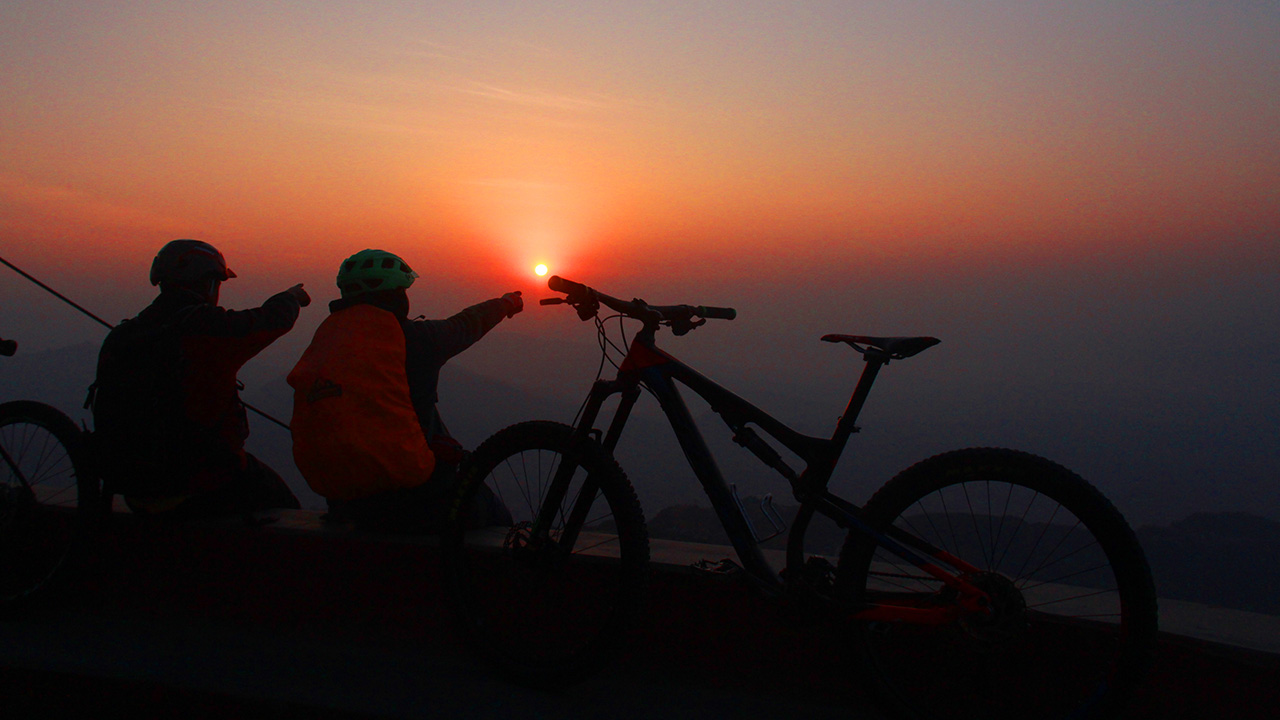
xmin=287 ymin=304 xmax=436 ymax=500
xmin=88 ymin=312 xmax=190 ymax=497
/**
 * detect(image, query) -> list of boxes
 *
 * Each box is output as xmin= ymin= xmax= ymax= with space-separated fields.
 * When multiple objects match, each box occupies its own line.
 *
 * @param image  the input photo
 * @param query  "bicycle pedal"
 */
xmin=691 ymin=558 xmax=743 ymax=576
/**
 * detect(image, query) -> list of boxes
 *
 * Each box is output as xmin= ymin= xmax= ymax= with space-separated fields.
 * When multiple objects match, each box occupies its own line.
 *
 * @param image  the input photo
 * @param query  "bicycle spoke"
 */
xmin=1020 ymin=535 xmax=1103 ymax=580
xmin=994 ymin=488 xmax=1040 ymax=569
xmin=1020 ymin=560 xmax=1114 ymax=593
xmin=572 ymin=534 xmax=623 ymax=555
xmin=960 ymin=481 xmax=992 ymax=569
xmin=1026 ymin=586 xmax=1122 ymax=611
xmin=505 ymin=454 xmax=537 ymax=517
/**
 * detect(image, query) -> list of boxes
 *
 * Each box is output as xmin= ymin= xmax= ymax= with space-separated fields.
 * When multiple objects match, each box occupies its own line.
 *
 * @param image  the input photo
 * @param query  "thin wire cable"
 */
xmin=601 ymin=313 xmax=660 ymax=403
xmin=569 ymin=312 xmax=621 ymax=428
xmin=1 ymin=254 xmax=292 ymax=431
xmin=1 ymin=255 xmax=114 ymax=330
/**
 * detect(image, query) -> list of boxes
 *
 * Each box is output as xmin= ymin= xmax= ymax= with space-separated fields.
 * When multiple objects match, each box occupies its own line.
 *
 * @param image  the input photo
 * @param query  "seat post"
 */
xmin=832 ymin=351 xmax=888 ymax=445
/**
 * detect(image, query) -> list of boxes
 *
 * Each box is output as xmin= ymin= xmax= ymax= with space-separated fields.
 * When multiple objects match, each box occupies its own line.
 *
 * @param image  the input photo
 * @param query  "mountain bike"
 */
xmin=442 ymin=277 xmax=1158 ymax=720
xmin=0 ymin=337 xmax=98 ymax=608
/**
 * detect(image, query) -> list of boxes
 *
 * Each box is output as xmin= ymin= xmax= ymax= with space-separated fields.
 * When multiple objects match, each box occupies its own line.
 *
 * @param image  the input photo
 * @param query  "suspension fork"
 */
xmin=532 ymin=380 xmax=641 ymax=550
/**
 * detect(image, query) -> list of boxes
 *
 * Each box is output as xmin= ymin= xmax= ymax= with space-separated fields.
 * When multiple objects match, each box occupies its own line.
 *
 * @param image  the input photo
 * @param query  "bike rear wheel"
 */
xmin=0 ymin=400 xmax=96 ymax=607
xmin=441 ymin=421 xmax=649 ymax=686
xmin=837 ymin=448 xmax=1157 ymax=720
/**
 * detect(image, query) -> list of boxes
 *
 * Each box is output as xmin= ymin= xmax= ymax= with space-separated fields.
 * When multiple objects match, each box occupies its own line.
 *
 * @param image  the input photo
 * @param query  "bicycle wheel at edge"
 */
xmin=441 ymin=421 xmax=650 ymax=686
xmin=836 ymin=448 xmax=1157 ymax=720
xmin=0 ymin=400 xmax=97 ymax=608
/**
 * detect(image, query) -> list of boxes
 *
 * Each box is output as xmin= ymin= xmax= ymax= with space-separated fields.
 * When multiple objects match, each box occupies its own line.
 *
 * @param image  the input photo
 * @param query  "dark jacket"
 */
xmin=92 ymin=286 xmax=302 ymax=497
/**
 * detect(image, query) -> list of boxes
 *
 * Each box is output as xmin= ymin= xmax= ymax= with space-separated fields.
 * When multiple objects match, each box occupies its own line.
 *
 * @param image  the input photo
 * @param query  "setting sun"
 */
xmin=534 ymin=264 xmax=548 ymax=277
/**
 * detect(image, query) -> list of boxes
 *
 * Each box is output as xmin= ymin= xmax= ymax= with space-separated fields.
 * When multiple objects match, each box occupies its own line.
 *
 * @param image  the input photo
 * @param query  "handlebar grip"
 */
xmin=547 ymin=275 xmax=586 ymax=295
xmin=696 ymin=305 xmax=736 ymax=321
xmin=0 ymin=338 xmax=16 ymax=356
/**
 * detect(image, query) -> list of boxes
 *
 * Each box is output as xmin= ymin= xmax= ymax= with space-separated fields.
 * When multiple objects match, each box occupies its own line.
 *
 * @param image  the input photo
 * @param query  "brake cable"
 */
xmin=1 ymin=253 xmax=292 ymax=431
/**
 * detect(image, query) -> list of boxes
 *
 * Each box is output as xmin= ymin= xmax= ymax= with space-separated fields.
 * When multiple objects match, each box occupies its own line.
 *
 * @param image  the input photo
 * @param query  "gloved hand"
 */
xmin=501 ymin=291 xmax=523 ymax=318
xmin=286 ymin=283 xmax=312 ymax=308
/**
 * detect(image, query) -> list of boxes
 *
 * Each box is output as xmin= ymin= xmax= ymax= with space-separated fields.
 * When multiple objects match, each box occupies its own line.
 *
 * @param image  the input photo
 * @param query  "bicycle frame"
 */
xmin=539 ymin=321 xmax=993 ymax=623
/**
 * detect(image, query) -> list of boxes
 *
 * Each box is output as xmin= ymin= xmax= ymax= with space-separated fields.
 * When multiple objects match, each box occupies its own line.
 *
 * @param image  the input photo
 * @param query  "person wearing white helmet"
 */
xmin=90 ymin=239 xmax=311 ymax=517
xmin=289 ymin=248 xmax=520 ymax=532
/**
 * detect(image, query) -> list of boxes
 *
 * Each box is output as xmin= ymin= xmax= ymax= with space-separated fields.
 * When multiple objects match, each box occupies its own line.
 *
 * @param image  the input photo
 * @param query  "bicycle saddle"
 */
xmin=822 ymin=334 xmax=940 ymax=359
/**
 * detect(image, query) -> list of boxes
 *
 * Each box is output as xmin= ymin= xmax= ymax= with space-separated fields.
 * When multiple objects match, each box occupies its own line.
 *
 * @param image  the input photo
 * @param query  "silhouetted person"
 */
xmin=288 ymin=248 xmax=520 ymax=532
xmin=91 ymin=239 xmax=309 ymax=518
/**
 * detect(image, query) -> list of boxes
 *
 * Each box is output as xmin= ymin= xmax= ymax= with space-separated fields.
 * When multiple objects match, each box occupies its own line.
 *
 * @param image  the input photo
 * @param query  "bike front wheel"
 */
xmin=0 ymin=400 xmax=96 ymax=607
xmin=441 ymin=421 xmax=650 ymax=686
xmin=837 ymin=448 xmax=1158 ymax=720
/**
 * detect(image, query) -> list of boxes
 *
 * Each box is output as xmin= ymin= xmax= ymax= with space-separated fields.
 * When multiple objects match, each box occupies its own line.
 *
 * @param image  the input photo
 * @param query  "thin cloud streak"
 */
xmin=205 ymin=58 xmax=643 ymax=139
xmin=460 ymin=83 xmax=614 ymax=112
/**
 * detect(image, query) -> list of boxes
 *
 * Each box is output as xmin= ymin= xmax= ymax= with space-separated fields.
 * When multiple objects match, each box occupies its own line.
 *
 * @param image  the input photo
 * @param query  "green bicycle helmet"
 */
xmin=336 ymin=249 xmax=418 ymax=298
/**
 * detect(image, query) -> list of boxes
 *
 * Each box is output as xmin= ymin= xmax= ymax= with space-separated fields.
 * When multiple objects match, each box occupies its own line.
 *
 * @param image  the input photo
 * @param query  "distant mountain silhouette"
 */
xmin=0 ymin=341 xmax=98 ymax=421
xmin=1138 ymin=512 xmax=1280 ymax=615
xmin=4 ymin=337 xmax=1279 ymax=530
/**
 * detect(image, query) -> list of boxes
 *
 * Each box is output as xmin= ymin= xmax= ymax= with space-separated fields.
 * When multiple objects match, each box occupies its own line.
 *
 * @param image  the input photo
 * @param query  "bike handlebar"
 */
xmin=543 ymin=276 xmax=736 ymax=333
xmin=546 ymin=275 xmax=585 ymax=296
xmin=0 ymin=337 xmax=16 ymax=356
xmin=696 ymin=305 xmax=737 ymax=320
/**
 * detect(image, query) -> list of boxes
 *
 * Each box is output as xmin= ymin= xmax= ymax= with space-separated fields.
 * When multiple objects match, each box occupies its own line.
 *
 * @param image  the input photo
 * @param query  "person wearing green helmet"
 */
xmin=288 ymin=248 xmax=521 ymax=532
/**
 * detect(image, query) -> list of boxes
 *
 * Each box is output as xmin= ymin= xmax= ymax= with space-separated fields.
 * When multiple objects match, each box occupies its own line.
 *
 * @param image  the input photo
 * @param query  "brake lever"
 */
xmin=539 ymin=295 xmax=599 ymax=320
xmin=669 ymin=317 xmax=706 ymax=336
xmin=577 ymin=300 xmax=601 ymax=321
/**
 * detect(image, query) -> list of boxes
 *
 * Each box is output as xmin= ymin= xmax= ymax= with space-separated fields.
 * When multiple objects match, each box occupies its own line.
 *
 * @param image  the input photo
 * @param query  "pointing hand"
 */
xmin=286 ymin=283 xmax=312 ymax=308
xmin=502 ymin=291 xmax=523 ymax=318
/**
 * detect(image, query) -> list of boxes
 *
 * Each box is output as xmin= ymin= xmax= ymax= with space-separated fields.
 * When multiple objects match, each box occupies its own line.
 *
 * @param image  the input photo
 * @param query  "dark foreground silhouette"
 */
xmin=1 ymin=509 xmax=1275 ymax=720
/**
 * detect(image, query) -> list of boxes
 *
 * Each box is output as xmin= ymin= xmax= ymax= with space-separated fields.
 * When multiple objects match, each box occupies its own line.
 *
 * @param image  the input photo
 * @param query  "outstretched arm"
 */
xmin=411 ymin=292 xmax=521 ymax=361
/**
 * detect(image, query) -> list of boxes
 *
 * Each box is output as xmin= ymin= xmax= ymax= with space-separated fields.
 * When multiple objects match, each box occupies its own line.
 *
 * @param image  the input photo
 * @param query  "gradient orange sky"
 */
xmin=3 ymin=2 xmax=1280 ymax=522
xmin=2 ymin=1 xmax=1278 ymax=348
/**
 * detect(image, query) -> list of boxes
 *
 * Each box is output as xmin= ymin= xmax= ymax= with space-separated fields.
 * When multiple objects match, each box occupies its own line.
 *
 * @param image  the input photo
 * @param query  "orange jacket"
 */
xmin=287 ymin=304 xmax=435 ymax=500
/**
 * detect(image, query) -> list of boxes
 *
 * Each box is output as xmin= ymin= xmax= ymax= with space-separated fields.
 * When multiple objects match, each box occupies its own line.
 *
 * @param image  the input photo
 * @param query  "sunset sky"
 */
xmin=2 ymin=2 xmax=1278 ymax=520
